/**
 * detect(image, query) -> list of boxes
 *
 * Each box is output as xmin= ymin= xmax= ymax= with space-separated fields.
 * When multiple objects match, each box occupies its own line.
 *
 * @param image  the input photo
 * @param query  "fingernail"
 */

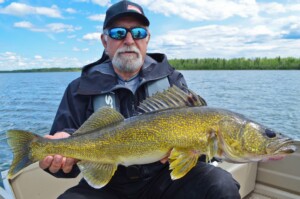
xmin=54 ymin=156 xmax=62 ymax=163
xmin=46 ymin=156 xmax=53 ymax=164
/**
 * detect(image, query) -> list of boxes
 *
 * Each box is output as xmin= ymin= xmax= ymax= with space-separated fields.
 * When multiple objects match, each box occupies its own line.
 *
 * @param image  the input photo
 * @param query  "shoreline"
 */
xmin=1 ymin=57 xmax=300 ymax=72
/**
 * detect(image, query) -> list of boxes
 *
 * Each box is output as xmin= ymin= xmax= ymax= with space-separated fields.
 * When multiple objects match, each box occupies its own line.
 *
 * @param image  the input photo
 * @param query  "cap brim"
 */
xmin=104 ymin=12 xmax=150 ymax=29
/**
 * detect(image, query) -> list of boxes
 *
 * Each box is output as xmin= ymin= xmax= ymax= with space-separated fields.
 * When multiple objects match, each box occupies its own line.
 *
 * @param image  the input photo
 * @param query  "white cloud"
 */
xmin=287 ymin=4 xmax=300 ymax=12
xmin=13 ymin=21 xmax=45 ymax=32
xmin=14 ymin=21 xmax=34 ymax=29
xmin=46 ymin=23 xmax=82 ymax=33
xmin=14 ymin=21 xmax=82 ymax=33
xmin=88 ymin=14 xmax=105 ymax=21
xmin=73 ymin=0 xmax=89 ymax=2
xmin=82 ymin=32 xmax=100 ymax=40
xmin=0 ymin=2 xmax=62 ymax=18
xmin=65 ymin=8 xmax=77 ymax=14
xmin=259 ymin=2 xmax=286 ymax=14
xmin=72 ymin=47 xmax=80 ymax=52
xmin=138 ymin=0 xmax=259 ymax=21
xmin=148 ymin=22 xmax=299 ymax=59
xmin=73 ymin=47 xmax=89 ymax=52
xmin=68 ymin=35 xmax=77 ymax=39
xmin=0 ymin=51 xmax=91 ymax=71
xmin=34 ymin=55 xmax=43 ymax=59
xmin=91 ymin=0 xmax=110 ymax=6
xmin=0 ymin=52 xmax=28 ymax=70
xmin=72 ymin=0 xmax=111 ymax=6
xmin=0 ymin=0 xmax=4 ymax=4
xmin=143 ymin=0 xmax=300 ymax=59
xmin=259 ymin=2 xmax=300 ymax=14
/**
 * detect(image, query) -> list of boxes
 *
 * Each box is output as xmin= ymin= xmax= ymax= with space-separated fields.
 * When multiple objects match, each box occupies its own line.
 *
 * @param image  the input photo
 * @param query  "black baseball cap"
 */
xmin=103 ymin=0 xmax=150 ymax=29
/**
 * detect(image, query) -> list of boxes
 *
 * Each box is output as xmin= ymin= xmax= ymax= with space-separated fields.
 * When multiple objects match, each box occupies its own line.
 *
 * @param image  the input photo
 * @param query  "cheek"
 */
xmin=136 ymin=42 xmax=148 ymax=56
xmin=105 ymin=37 xmax=126 ymax=57
xmin=106 ymin=43 xmax=118 ymax=58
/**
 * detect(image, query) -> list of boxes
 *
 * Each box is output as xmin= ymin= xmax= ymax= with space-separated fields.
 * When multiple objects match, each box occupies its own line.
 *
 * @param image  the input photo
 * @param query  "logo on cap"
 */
xmin=127 ymin=5 xmax=142 ymax=14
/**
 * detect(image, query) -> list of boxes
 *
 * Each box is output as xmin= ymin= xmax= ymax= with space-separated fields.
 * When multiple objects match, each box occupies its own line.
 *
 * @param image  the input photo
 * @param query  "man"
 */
xmin=39 ymin=1 xmax=241 ymax=198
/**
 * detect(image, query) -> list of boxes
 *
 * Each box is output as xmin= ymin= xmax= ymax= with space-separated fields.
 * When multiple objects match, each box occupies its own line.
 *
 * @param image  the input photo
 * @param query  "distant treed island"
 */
xmin=170 ymin=57 xmax=300 ymax=70
xmin=1 ymin=57 xmax=299 ymax=72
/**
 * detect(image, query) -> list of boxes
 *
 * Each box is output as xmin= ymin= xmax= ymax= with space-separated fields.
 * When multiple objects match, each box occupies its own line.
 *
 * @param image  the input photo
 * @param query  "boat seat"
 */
xmin=218 ymin=161 xmax=257 ymax=198
xmin=3 ymin=163 xmax=82 ymax=199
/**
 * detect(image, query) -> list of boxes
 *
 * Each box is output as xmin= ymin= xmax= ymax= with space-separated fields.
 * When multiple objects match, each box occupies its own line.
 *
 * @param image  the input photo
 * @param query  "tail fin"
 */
xmin=6 ymin=130 xmax=41 ymax=179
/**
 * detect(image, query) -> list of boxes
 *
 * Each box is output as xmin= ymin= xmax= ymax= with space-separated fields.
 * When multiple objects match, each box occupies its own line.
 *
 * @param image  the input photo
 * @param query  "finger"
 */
xmin=62 ymin=158 xmax=76 ymax=173
xmin=160 ymin=150 xmax=171 ymax=164
xmin=160 ymin=156 xmax=169 ymax=164
xmin=44 ymin=135 xmax=53 ymax=139
xmin=266 ymin=155 xmax=285 ymax=162
xmin=49 ymin=155 xmax=63 ymax=173
xmin=44 ymin=132 xmax=70 ymax=140
xmin=39 ymin=156 xmax=53 ymax=170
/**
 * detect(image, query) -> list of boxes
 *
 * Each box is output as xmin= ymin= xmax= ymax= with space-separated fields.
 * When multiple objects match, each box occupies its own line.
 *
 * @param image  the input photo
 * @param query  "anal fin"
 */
xmin=169 ymin=148 xmax=201 ymax=180
xmin=77 ymin=161 xmax=117 ymax=189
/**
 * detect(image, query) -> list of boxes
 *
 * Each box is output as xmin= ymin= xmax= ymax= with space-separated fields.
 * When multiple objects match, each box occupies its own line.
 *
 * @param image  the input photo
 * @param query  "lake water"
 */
xmin=0 ymin=70 xmax=299 ymax=177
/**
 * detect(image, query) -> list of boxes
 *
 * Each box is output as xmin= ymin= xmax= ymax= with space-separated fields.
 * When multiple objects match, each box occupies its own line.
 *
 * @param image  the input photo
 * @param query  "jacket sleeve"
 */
xmin=50 ymin=78 xmax=93 ymax=135
xmin=47 ymin=78 xmax=93 ymax=178
xmin=168 ymin=69 xmax=188 ymax=89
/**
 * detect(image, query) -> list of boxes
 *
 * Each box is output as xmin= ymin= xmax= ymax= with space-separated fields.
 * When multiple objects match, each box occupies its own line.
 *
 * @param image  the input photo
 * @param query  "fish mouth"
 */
xmin=267 ymin=138 xmax=297 ymax=154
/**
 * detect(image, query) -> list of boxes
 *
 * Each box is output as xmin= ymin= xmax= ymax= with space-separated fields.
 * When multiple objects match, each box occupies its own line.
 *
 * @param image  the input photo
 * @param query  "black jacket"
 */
xmin=49 ymin=53 xmax=187 ymax=179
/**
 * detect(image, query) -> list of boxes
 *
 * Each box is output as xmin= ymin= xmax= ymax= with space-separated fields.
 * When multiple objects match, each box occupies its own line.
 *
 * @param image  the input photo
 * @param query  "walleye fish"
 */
xmin=7 ymin=86 xmax=296 ymax=189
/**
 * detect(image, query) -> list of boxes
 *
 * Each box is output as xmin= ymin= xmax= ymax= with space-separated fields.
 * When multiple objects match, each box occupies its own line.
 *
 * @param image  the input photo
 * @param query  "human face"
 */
xmin=101 ymin=16 xmax=150 ymax=76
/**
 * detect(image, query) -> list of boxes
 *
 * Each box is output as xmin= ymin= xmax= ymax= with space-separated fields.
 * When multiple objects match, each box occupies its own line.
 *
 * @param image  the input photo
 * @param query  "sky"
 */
xmin=0 ymin=0 xmax=300 ymax=71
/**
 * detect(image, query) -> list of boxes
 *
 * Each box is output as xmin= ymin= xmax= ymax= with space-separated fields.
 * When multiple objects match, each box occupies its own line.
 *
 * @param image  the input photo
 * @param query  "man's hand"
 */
xmin=160 ymin=150 xmax=171 ymax=164
xmin=262 ymin=155 xmax=285 ymax=162
xmin=39 ymin=132 xmax=78 ymax=173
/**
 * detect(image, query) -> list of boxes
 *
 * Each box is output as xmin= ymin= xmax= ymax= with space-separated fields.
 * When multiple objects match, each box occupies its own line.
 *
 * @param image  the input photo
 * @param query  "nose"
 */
xmin=123 ymin=32 xmax=135 ymax=45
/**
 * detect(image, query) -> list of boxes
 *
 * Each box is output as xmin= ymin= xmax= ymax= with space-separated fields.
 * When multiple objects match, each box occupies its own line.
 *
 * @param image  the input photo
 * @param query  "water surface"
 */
xmin=0 ymin=70 xmax=299 ymax=175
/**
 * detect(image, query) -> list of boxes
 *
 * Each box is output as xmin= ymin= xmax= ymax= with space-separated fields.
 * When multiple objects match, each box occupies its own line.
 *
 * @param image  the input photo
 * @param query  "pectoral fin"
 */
xmin=169 ymin=148 xmax=201 ymax=180
xmin=206 ymin=129 xmax=218 ymax=162
xmin=77 ymin=161 xmax=117 ymax=189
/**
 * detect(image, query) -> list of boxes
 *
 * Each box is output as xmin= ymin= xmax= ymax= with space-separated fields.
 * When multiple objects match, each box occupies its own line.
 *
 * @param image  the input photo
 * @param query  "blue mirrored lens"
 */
xmin=131 ymin=28 xmax=147 ymax=39
xmin=109 ymin=28 xmax=127 ymax=40
xmin=108 ymin=27 xmax=147 ymax=40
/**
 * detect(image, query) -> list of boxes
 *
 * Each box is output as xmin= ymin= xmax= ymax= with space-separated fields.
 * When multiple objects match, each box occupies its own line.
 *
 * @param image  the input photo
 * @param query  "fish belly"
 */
xmin=118 ymin=150 xmax=167 ymax=166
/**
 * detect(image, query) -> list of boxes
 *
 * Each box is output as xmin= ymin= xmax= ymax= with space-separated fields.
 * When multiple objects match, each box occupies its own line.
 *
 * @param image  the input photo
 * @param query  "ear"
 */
xmin=101 ymin=34 xmax=107 ymax=48
xmin=146 ymin=32 xmax=151 ymax=44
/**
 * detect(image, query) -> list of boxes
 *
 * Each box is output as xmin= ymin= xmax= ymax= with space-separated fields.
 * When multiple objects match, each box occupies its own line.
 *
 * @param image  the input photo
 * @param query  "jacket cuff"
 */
xmin=44 ymin=165 xmax=81 ymax=178
xmin=62 ymin=128 xmax=77 ymax=135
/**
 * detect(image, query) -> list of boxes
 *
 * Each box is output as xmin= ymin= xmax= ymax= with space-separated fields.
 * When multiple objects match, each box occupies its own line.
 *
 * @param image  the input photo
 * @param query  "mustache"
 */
xmin=116 ymin=46 xmax=140 ymax=54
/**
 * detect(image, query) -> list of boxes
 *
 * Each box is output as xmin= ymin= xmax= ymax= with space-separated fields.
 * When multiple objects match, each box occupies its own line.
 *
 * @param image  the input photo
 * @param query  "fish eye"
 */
xmin=265 ymin=129 xmax=276 ymax=138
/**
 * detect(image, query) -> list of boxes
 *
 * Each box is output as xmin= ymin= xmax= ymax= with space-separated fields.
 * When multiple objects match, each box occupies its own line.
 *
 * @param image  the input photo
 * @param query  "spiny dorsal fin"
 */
xmin=73 ymin=106 xmax=124 ymax=135
xmin=138 ymin=86 xmax=207 ymax=114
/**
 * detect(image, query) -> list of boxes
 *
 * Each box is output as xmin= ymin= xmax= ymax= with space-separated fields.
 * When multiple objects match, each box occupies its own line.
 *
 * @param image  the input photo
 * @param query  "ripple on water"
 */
xmin=1 ymin=71 xmax=299 ymax=174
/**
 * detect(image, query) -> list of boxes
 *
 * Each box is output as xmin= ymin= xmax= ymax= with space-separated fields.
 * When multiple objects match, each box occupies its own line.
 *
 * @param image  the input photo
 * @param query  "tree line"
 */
xmin=169 ymin=57 xmax=300 ymax=70
xmin=1 ymin=57 xmax=299 ymax=73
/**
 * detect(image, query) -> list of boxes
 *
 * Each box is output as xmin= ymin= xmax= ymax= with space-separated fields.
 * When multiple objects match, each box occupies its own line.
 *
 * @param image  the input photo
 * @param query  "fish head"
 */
xmin=241 ymin=122 xmax=296 ymax=161
xmin=217 ymin=117 xmax=296 ymax=163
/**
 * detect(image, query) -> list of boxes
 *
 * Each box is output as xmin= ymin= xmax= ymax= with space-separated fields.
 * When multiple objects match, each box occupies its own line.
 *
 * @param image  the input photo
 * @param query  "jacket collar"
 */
xmin=77 ymin=53 xmax=174 ymax=95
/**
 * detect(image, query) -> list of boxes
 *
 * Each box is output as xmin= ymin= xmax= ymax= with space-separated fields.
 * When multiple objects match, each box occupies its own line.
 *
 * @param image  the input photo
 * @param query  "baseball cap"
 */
xmin=103 ymin=0 xmax=150 ymax=29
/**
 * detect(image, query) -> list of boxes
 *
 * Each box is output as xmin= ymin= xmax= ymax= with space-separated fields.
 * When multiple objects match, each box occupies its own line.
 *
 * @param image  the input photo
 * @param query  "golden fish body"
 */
xmin=7 ymin=86 xmax=296 ymax=189
xmin=33 ymin=107 xmax=222 ymax=165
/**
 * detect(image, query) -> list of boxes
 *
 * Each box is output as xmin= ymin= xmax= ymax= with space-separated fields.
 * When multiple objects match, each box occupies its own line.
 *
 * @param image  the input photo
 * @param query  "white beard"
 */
xmin=112 ymin=46 xmax=143 ymax=73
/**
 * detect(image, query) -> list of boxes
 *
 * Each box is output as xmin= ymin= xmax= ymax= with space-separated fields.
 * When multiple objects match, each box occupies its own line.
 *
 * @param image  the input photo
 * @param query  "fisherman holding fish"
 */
xmin=36 ymin=1 xmax=241 ymax=198
xmin=9 ymin=1 xmax=291 ymax=199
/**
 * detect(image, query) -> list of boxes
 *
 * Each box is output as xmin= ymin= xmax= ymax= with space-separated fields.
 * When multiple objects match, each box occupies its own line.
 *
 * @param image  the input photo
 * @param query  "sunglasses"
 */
xmin=103 ymin=27 xmax=148 ymax=40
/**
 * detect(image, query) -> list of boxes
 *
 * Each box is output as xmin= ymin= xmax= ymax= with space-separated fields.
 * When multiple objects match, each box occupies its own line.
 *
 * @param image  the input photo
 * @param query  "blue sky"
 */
xmin=0 ymin=0 xmax=300 ymax=70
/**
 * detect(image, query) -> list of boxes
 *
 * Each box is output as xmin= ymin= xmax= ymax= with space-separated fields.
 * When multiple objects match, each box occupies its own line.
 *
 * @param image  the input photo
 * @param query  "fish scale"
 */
xmin=6 ymin=86 xmax=296 ymax=189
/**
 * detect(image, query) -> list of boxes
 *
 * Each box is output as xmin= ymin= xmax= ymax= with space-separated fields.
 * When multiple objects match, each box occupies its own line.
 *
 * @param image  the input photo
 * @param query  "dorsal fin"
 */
xmin=138 ymin=86 xmax=207 ymax=114
xmin=73 ymin=106 xmax=124 ymax=136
